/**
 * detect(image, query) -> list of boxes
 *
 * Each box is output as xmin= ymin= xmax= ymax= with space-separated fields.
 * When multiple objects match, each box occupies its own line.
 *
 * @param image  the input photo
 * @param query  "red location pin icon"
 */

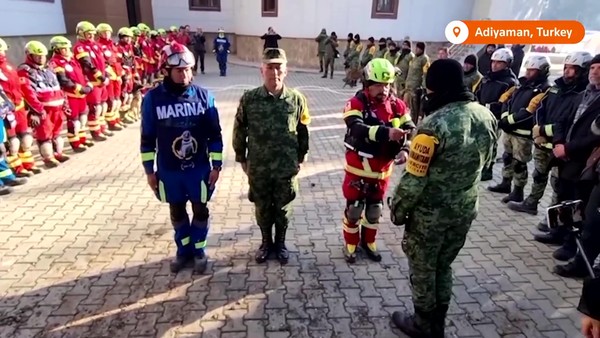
xmin=453 ymin=26 xmax=461 ymax=37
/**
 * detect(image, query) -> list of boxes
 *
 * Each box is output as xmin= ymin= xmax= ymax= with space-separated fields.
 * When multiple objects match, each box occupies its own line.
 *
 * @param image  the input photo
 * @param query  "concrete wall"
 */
xmin=0 ymin=0 xmax=66 ymax=36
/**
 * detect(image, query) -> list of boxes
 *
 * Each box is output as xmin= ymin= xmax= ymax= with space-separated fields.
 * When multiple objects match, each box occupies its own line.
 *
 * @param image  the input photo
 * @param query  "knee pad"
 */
xmin=345 ymin=200 xmax=365 ymax=224
xmin=20 ymin=133 xmax=34 ymax=150
xmin=53 ymin=136 xmax=65 ymax=153
xmin=502 ymin=152 xmax=513 ymax=166
xmin=365 ymin=201 xmax=383 ymax=223
xmin=169 ymin=203 xmax=188 ymax=223
xmin=191 ymin=203 xmax=209 ymax=222
xmin=101 ymin=102 xmax=108 ymax=115
xmin=532 ymin=169 xmax=548 ymax=184
xmin=72 ymin=120 xmax=82 ymax=134
xmin=7 ymin=136 xmax=20 ymax=154
xmin=79 ymin=112 xmax=88 ymax=126
xmin=514 ymin=160 xmax=528 ymax=174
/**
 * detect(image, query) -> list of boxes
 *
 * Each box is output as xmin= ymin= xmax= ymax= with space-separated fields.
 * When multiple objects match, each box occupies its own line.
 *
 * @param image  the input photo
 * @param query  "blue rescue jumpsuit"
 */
xmin=213 ymin=36 xmax=231 ymax=76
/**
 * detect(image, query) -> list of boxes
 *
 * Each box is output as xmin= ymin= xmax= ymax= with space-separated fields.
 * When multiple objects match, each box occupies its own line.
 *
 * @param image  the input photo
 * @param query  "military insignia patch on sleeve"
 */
xmin=405 ymin=133 xmax=438 ymax=177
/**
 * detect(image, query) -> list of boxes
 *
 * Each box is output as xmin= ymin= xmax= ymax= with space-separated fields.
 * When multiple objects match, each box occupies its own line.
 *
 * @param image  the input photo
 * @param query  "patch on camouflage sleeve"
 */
xmin=405 ymin=133 xmax=438 ymax=177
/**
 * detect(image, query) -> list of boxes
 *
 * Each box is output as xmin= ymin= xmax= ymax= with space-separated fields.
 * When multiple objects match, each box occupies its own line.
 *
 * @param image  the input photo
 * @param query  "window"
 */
xmin=262 ymin=0 xmax=278 ymax=17
xmin=371 ymin=0 xmax=398 ymax=19
xmin=189 ymin=0 xmax=221 ymax=11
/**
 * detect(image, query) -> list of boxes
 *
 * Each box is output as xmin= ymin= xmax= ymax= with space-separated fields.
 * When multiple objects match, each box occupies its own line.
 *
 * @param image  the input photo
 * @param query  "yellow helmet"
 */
xmin=137 ymin=23 xmax=150 ymax=32
xmin=157 ymin=28 xmax=166 ymax=35
xmin=76 ymin=21 xmax=96 ymax=36
xmin=150 ymin=30 xmax=158 ymax=37
xmin=49 ymin=36 xmax=72 ymax=50
xmin=169 ymin=26 xmax=178 ymax=32
xmin=0 ymin=38 xmax=8 ymax=52
xmin=130 ymin=27 xmax=141 ymax=36
xmin=25 ymin=41 xmax=48 ymax=56
xmin=96 ymin=23 xmax=113 ymax=33
xmin=117 ymin=27 xmax=134 ymax=38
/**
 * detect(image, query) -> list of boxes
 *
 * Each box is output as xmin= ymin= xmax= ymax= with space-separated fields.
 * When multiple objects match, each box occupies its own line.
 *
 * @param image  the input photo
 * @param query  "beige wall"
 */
xmin=61 ymin=0 xmax=137 ymax=34
xmin=235 ymin=35 xmax=449 ymax=70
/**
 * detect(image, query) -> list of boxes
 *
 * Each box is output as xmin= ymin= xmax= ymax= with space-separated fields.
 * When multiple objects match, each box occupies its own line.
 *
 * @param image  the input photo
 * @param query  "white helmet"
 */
xmin=564 ymin=51 xmax=593 ymax=68
xmin=524 ymin=55 xmax=551 ymax=70
xmin=491 ymin=48 xmax=513 ymax=64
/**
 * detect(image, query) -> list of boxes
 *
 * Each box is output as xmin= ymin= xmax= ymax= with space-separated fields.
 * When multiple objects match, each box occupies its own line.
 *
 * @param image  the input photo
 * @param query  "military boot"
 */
xmin=0 ymin=186 xmax=13 ymax=196
xmin=507 ymin=198 xmax=538 ymax=215
xmin=391 ymin=308 xmax=440 ymax=338
xmin=537 ymin=217 xmax=549 ymax=232
xmin=501 ymin=185 xmax=524 ymax=203
xmin=4 ymin=177 xmax=27 ymax=187
xmin=255 ymin=225 xmax=273 ymax=264
xmin=360 ymin=227 xmax=381 ymax=262
xmin=274 ymin=224 xmax=289 ymax=265
xmin=554 ymin=260 xmax=589 ymax=279
xmin=169 ymin=255 xmax=192 ymax=273
xmin=534 ymin=228 xmax=567 ymax=245
xmin=193 ymin=252 xmax=208 ymax=274
xmin=552 ymin=235 xmax=577 ymax=261
xmin=432 ymin=304 xmax=449 ymax=338
xmin=487 ymin=177 xmax=511 ymax=193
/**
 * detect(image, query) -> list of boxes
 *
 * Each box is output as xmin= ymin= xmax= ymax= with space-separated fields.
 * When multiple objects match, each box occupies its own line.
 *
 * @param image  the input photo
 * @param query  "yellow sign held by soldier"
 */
xmin=405 ymin=133 xmax=438 ymax=177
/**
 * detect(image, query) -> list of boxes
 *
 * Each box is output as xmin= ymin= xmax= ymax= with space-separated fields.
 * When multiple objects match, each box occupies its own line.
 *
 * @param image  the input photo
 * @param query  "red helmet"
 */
xmin=161 ymin=43 xmax=195 ymax=69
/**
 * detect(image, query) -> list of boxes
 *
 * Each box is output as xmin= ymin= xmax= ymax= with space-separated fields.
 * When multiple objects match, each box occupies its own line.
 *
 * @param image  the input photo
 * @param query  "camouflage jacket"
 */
xmin=315 ymin=31 xmax=328 ymax=54
xmin=390 ymin=101 xmax=497 ymax=222
xmin=233 ymin=85 xmax=311 ymax=178
xmin=464 ymin=70 xmax=483 ymax=93
xmin=405 ymin=53 xmax=429 ymax=90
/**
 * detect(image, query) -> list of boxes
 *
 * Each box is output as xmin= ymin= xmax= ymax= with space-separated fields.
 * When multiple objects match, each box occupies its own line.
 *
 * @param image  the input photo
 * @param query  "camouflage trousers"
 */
xmin=402 ymin=88 xmax=421 ymax=124
xmin=501 ymin=133 xmax=533 ymax=187
xmin=402 ymin=206 xmax=476 ymax=311
xmin=525 ymin=147 xmax=559 ymax=205
xmin=248 ymin=174 xmax=299 ymax=231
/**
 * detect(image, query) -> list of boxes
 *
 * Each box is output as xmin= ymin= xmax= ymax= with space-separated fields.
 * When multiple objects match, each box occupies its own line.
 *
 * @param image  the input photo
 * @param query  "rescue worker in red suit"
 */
xmin=115 ymin=27 xmax=136 ymax=124
xmin=96 ymin=23 xmax=125 ymax=131
xmin=167 ymin=26 xmax=178 ymax=43
xmin=342 ymin=58 xmax=416 ymax=263
xmin=137 ymin=23 xmax=157 ymax=84
xmin=48 ymin=36 xmax=94 ymax=152
xmin=0 ymin=38 xmax=42 ymax=176
xmin=73 ymin=21 xmax=111 ymax=141
xmin=150 ymin=30 xmax=164 ymax=81
xmin=17 ymin=41 xmax=70 ymax=168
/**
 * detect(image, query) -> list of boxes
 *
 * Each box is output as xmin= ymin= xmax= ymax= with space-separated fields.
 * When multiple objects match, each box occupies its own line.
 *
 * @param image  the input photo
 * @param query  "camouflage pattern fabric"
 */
xmin=501 ymin=133 xmax=533 ymax=187
xmin=390 ymin=101 xmax=497 ymax=318
xmin=525 ymin=147 xmax=558 ymax=204
xmin=405 ymin=54 xmax=429 ymax=90
xmin=232 ymin=85 xmax=311 ymax=229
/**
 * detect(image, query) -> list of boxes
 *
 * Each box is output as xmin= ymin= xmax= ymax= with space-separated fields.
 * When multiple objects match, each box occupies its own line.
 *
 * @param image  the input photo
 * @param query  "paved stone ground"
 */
xmin=0 ymin=59 xmax=587 ymax=338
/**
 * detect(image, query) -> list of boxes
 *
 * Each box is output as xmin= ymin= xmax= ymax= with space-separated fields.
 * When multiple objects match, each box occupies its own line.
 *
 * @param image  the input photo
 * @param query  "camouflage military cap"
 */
xmin=263 ymin=48 xmax=287 ymax=64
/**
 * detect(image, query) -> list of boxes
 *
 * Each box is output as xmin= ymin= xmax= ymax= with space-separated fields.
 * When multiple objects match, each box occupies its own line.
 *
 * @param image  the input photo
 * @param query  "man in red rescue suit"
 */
xmin=49 ymin=36 xmax=94 ymax=152
xmin=73 ymin=20 xmax=111 ymax=141
xmin=96 ymin=23 xmax=126 ymax=131
xmin=137 ymin=23 xmax=157 ymax=84
xmin=0 ymin=37 xmax=42 ymax=176
xmin=115 ymin=27 xmax=137 ymax=124
xmin=17 ymin=41 xmax=70 ymax=168
xmin=342 ymin=58 xmax=416 ymax=263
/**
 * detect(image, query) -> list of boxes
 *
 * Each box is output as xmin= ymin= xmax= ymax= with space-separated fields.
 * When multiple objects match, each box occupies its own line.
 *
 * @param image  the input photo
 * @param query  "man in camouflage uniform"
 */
xmin=390 ymin=59 xmax=497 ymax=338
xmin=321 ymin=31 xmax=338 ymax=79
xmin=404 ymin=42 xmax=430 ymax=123
xmin=489 ymin=55 xmax=551 ymax=204
xmin=360 ymin=37 xmax=377 ymax=67
xmin=315 ymin=28 xmax=328 ymax=73
xmin=463 ymin=54 xmax=483 ymax=92
xmin=232 ymin=48 xmax=311 ymax=265
xmin=395 ymin=40 xmax=413 ymax=95
xmin=508 ymin=51 xmax=591 ymax=220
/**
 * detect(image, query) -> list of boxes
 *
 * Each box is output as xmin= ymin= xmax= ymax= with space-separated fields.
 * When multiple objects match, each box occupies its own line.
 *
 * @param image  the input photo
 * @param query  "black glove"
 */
xmin=79 ymin=85 xmax=93 ymax=95
xmin=498 ymin=117 xmax=510 ymax=130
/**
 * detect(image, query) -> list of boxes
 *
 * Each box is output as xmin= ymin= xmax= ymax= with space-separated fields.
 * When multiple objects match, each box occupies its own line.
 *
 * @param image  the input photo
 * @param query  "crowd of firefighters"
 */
xmin=0 ymin=22 xmax=186 ymax=196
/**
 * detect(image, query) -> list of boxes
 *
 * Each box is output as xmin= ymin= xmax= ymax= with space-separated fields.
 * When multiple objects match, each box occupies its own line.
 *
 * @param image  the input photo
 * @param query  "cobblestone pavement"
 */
xmin=0 ymin=59 xmax=586 ymax=338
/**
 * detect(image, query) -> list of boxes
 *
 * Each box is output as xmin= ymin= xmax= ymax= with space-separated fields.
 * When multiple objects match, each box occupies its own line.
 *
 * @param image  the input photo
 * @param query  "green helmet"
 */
xmin=364 ymin=58 xmax=396 ymax=84
xmin=25 ymin=40 xmax=48 ymax=56
xmin=118 ymin=27 xmax=134 ymax=38
xmin=130 ymin=27 xmax=141 ymax=36
xmin=49 ymin=36 xmax=72 ymax=50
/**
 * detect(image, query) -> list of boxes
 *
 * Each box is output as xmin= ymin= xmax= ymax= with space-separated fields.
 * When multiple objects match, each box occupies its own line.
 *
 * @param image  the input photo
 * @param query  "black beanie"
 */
xmin=403 ymin=40 xmax=411 ymax=48
xmin=464 ymin=54 xmax=477 ymax=67
xmin=416 ymin=42 xmax=425 ymax=50
xmin=592 ymin=54 xmax=600 ymax=66
xmin=426 ymin=59 xmax=465 ymax=93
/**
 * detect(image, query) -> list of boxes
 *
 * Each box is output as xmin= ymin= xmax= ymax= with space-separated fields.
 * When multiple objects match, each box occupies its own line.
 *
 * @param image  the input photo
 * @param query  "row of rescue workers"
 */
xmin=0 ymin=21 xmax=184 ymax=196
xmin=473 ymin=47 xmax=600 ymax=279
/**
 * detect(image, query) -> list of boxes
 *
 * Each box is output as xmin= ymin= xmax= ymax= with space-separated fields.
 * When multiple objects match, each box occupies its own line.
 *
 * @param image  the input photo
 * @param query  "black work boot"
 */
xmin=4 ymin=177 xmax=27 ymax=187
xmin=255 ymin=225 xmax=273 ymax=264
xmin=360 ymin=227 xmax=381 ymax=262
xmin=507 ymin=198 xmax=538 ymax=215
xmin=343 ymin=245 xmax=357 ymax=263
xmin=391 ymin=308 xmax=438 ymax=338
xmin=481 ymin=166 xmax=493 ymax=181
xmin=552 ymin=234 xmax=577 ymax=261
xmin=0 ymin=186 xmax=13 ymax=196
xmin=534 ymin=228 xmax=567 ymax=245
xmin=487 ymin=177 xmax=511 ymax=193
xmin=554 ymin=259 xmax=589 ymax=279
xmin=501 ymin=185 xmax=524 ymax=203
xmin=193 ymin=251 xmax=208 ymax=274
xmin=170 ymin=255 xmax=192 ymax=273
xmin=537 ymin=217 xmax=549 ymax=232
xmin=274 ymin=224 xmax=289 ymax=265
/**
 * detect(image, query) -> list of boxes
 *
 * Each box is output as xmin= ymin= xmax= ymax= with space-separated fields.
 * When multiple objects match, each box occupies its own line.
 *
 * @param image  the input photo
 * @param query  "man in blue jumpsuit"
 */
xmin=140 ymin=43 xmax=223 ymax=274
xmin=213 ymin=28 xmax=230 ymax=77
xmin=0 ymin=87 xmax=27 ymax=196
